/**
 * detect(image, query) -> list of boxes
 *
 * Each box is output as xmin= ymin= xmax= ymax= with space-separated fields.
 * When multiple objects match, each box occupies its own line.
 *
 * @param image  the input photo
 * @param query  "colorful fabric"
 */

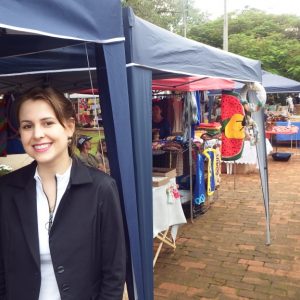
xmin=221 ymin=91 xmax=245 ymax=161
xmin=203 ymin=148 xmax=217 ymax=196
xmin=215 ymin=147 xmax=221 ymax=186
xmin=194 ymin=154 xmax=206 ymax=205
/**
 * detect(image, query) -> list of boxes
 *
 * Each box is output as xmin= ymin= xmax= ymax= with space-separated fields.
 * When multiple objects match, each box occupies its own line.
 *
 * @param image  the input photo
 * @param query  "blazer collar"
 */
xmin=69 ymin=157 xmax=93 ymax=185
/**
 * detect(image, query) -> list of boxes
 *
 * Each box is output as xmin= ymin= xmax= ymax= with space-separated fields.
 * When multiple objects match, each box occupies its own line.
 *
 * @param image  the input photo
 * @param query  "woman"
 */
xmin=152 ymin=104 xmax=171 ymax=139
xmin=0 ymin=87 xmax=126 ymax=300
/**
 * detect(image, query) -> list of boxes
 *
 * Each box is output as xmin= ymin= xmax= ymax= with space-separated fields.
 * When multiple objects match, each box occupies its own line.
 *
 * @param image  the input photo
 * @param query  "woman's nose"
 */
xmin=33 ymin=125 xmax=45 ymax=138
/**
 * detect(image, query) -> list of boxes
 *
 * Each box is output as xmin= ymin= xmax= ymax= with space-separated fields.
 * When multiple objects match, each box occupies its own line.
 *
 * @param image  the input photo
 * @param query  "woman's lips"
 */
xmin=33 ymin=143 xmax=52 ymax=152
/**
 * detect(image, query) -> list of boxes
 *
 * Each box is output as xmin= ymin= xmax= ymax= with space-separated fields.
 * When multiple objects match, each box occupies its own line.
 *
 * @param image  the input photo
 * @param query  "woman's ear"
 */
xmin=65 ymin=117 xmax=75 ymax=136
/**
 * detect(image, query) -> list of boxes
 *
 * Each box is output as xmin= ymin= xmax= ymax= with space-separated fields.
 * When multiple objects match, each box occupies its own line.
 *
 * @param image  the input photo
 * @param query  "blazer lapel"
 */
xmin=13 ymin=166 xmax=40 ymax=269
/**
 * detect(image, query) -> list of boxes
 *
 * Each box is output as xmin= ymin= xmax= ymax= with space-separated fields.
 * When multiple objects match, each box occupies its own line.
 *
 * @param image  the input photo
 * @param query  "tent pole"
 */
xmin=188 ymin=93 xmax=194 ymax=223
xmin=233 ymin=161 xmax=236 ymax=190
xmin=265 ymin=209 xmax=271 ymax=245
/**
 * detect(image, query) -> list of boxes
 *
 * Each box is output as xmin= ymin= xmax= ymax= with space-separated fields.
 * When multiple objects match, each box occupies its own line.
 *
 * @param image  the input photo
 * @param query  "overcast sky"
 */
xmin=194 ymin=0 xmax=300 ymax=19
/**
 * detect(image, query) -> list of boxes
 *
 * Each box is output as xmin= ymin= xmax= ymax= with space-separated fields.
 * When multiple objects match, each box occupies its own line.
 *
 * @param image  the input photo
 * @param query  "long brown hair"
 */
xmin=16 ymin=86 xmax=77 ymax=157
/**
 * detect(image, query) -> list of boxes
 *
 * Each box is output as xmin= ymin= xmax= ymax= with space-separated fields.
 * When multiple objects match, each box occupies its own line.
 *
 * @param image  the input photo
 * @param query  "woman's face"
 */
xmin=19 ymin=99 xmax=75 ymax=168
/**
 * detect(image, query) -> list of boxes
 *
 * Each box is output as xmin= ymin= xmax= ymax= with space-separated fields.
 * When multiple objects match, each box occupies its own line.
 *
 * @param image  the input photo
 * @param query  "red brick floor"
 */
xmin=154 ymin=147 xmax=300 ymax=300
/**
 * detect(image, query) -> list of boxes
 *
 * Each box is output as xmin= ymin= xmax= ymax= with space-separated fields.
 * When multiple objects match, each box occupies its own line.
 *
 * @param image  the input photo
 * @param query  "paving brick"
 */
xmin=214 ymin=272 xmax=243 ymax=282
xmin=248 ymin=265 xmax=275 ymax=275
xmin=185 ymin=287 xmax=205 ymax=297
xmin=237 ymin=289 xmax=270 ymax=300
xmin=254 ymin=285 xmax=287 ymax=297
xmin=180 ymin=261 xmax=206 ymax=270
xmin=159 ymin=282 xmax=187 ymax=294
xmin=241 ymin=276 xmax=270 ymax=286
xmin=226 ymin=280 xmax=254 ymax=291
xmin=154 ymin=288 xmax=171 ymax=298
xmin=238 ymin=259 xmax=264 ymax=267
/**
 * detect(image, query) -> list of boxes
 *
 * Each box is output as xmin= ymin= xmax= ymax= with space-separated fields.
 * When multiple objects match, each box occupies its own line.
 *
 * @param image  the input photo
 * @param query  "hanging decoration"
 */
xmin=240 ymin=82 xmax=267 ymax=112
xmin=202 ymin=148 xmax=217 ymax=196
xmin=193 ymin=154 xmax=206 ymax=205
xmin=221 ymin=91 xmax=245 ymax=161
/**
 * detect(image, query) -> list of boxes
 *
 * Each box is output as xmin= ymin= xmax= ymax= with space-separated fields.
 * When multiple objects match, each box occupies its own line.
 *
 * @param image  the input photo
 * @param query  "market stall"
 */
xmin=123 ymin=7 xmax=271 ymax=296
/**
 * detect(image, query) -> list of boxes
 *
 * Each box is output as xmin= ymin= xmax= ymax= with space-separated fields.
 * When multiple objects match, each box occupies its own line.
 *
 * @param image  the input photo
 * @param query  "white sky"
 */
xmin=194 ymin=0 xmax=300 ymax=19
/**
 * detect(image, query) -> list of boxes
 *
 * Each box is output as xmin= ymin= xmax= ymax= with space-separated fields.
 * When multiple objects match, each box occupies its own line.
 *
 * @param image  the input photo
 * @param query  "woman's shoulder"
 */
xmin=0 ymin=161 xmax=36 ymax=188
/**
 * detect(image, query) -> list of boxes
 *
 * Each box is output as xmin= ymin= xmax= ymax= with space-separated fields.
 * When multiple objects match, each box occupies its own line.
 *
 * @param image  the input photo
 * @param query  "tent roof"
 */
xmin=152 ymin=76 xmax=235 ymax=92
xmin=0 ymin=43 xmax=98 ymax=93
xmin=233 ymin=70 xmax=300 ymax=94
xmin=0 ymin=6 xmax=262 ymax=94
xmin=261 ymin=70 xmax=300 ymax=93
xmin=124 ymin=8 xmax=262 ymax=82
xmin=0 ymin=0 xmax=124 ymax=49
xmin=0 ymin=1 xmax=125 ymax=93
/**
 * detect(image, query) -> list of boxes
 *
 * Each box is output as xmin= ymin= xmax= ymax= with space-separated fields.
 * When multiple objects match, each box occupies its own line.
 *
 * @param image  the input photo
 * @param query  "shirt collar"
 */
xmin=34 ymin=160 xmax=73 ymax=184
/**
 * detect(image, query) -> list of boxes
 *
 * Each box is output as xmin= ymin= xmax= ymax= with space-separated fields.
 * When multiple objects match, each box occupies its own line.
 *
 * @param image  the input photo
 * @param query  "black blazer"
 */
xmin=0 ymin=159 xmax=126 ymax=300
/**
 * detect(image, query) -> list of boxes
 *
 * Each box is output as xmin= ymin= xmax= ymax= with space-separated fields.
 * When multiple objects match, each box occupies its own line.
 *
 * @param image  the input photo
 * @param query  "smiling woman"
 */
xmin=0 ymin=87 xmax=126 ymax=300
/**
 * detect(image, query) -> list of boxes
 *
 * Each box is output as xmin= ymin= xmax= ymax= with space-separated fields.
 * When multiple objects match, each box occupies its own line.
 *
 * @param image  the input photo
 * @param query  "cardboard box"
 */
xmin=152 ymin=176 xmax=170 ymax=187
xmin=152 ymin=167 xmax=176 ymax=178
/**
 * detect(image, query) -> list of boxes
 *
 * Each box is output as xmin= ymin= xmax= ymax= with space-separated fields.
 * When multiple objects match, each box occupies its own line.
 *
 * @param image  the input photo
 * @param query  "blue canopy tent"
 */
xmin=0 ymin=1 xmax=145 ymax=299
xmin=234 ymin=70 xmax=300 ymax=93
xmin=122 ymin=7 xmax=268 ymax=299
xmin=261 ymin=71 xmax=300 ymax=93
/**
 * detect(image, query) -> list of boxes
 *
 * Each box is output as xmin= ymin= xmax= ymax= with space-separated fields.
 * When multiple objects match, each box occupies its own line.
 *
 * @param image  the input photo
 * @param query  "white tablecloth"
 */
xmin=224 ymin=139 xmax=273 ymax=167
xmin=152 ymin=178 xmax=187 ymax=240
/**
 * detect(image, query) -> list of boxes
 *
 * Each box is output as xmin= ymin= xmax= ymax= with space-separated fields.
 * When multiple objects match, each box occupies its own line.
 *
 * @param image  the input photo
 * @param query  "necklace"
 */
xmin=44 ymin=177 xmax=58 ymax=235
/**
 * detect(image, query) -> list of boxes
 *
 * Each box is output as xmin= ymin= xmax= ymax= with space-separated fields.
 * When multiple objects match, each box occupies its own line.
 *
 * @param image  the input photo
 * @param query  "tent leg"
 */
xmin=233 ymin=161 xmax=236 ymax=190
xmin=266 ymin=222 xmax=271 ymax=245
xmin=188 ymin=95 xmax=194 ymax=223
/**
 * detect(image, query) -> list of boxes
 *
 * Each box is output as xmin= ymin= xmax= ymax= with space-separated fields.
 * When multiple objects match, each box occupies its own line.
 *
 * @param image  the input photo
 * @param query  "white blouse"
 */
xmin=34 ymin=163 xmax=72 ymax=300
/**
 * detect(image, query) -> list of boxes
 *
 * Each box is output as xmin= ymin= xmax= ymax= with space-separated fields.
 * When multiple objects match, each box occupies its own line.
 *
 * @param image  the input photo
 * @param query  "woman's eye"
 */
xmin=21 ymin=124 xmax=32 ymax=130
xmin=44 ymin=121 xmax=55 ymax=127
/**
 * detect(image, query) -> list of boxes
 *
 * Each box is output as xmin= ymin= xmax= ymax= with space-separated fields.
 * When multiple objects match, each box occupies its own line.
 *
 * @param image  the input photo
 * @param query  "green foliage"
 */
xmin=189 ymin=18 xmax=223 ymax=48
xmin=122 ymin=0 xmax=207 ymax=35
xmin=188 ymin=8 xmax=300 ymax=81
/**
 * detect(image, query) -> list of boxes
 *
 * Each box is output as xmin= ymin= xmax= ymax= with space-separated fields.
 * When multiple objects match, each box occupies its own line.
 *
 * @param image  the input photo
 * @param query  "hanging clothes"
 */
xmin=172 ymin=97 xmax=183 ymax=133
xmin=195 ymin=91 xmax=202 ymax=125
xmin=203 ymin=148 xmax=217 ymax=196
xmin=182 ymin=92 xmax=198 ymax=142
xmin=193 ymin=153 xmax=206 ymax=205
xmin=215 ymin=147 xmax=222 ymax=186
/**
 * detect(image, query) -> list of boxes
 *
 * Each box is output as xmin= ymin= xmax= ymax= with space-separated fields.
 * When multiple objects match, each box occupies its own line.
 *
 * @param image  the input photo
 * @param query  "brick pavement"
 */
xmin=154 ymin=148 xmax=300 ymax=300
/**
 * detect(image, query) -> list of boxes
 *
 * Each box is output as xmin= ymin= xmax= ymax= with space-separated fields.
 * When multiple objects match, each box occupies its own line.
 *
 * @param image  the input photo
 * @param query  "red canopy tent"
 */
xmin=79 ymin=76 xmax=235 ymax=94
xmin=152 ymin=76 xmax=235 ymax=91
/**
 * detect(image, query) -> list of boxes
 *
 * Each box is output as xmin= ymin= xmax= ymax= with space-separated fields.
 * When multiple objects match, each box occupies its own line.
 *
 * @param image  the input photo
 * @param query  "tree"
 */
xmin=122 ymin=0 xmax=207 ymax=35
xmin=188 ymin=8 xmax=300 ymax=81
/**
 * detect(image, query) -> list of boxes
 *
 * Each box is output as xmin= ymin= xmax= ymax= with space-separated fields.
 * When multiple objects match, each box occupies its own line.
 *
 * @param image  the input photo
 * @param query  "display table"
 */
xmin=223 ymin=139 xmax=273 ymax=174
xmin=152 ymin=177 xmax=187 ymax=266
xmin=266 ymin=125 xmax=299 ymax=152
